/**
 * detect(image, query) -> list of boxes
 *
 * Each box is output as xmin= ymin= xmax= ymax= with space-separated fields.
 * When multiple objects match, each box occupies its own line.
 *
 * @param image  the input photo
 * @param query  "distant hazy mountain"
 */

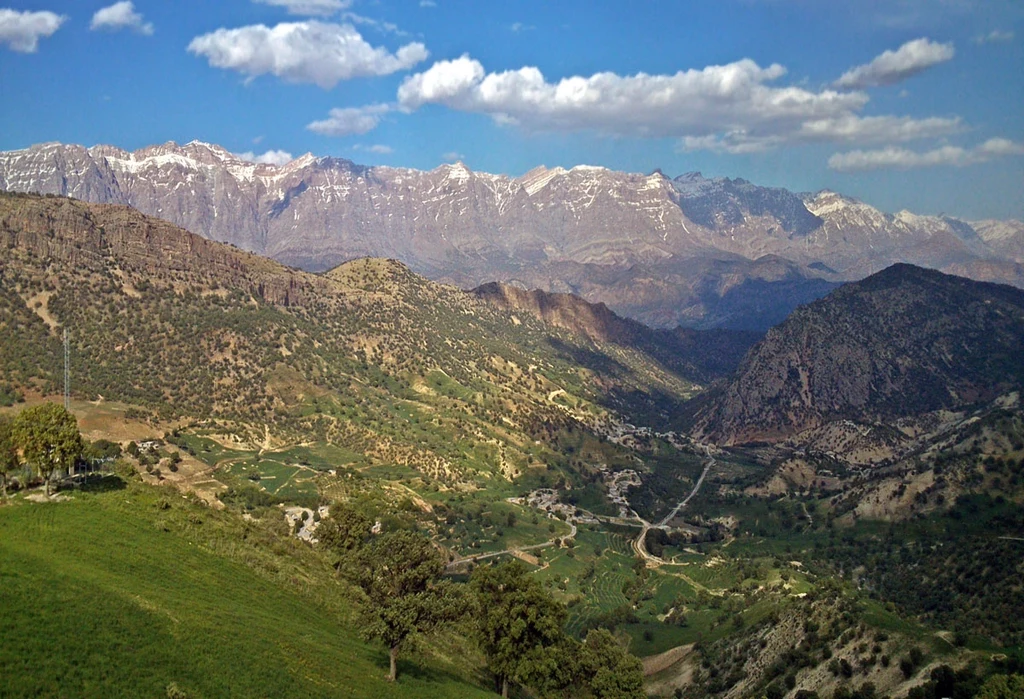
xmin=689 ymin=264 xmax=1024 ymax=445
xmin=2 ymin=141 xmax=1020 ymax=329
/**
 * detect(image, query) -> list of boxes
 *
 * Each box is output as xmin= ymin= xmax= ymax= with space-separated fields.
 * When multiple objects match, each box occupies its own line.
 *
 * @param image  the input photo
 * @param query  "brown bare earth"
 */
xmin=643 ymin=644 xmax=696 ymax=697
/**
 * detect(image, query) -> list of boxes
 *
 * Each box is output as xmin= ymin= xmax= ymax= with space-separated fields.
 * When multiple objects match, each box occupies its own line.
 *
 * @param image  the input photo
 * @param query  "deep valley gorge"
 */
xmin=1 ymin=185 xmax=1022 ymax=698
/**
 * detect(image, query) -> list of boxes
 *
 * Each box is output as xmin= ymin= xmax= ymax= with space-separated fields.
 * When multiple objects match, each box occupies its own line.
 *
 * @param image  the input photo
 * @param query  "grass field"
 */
xmin=0 ymin=479 xmax=491 ymax=698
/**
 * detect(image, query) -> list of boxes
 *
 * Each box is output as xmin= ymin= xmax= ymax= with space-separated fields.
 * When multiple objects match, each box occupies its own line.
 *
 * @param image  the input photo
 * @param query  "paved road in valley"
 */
xmin=633 ymin=445 xmax=716 ymax=565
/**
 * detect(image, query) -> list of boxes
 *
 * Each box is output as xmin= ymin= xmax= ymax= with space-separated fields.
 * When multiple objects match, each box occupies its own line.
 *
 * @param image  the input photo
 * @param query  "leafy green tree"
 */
xmin=350 ymin=530 xmax=464 ymax=682
xmin=318 ymin=503 xmax=373 ymax=557
xmin=976 ymin=674 xmax=1024 ymax=699
xmin=580 ymin=629 xmax=645 ymax=699
xmin=0 ymin=414 xmax=20 ymax=499
xmin=13 ymin=403 xmax=82 ymax=496
xmin=471 ymin=560 xmax=567 ymax=698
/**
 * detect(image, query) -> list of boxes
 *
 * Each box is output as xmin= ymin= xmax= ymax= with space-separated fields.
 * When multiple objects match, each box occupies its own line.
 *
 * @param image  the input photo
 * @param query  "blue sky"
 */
xmin=1 ymin=0 xmax=1021 ymax=219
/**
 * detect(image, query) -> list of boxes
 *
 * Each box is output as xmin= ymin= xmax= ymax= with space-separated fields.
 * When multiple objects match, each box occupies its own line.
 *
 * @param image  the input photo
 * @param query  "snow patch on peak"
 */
xmin=806 ymin=191 xmax=877 ymax=218
xmin=289 ymin=153 xmax=317 ymax=168
xmin=896 ymin=210 xmax=930 ymax=226
xmin=672 ymin=172 xmax=721 ymax=197
xmin=186 ymin=141 xmax=236 ymax=161
xmin=520 ymin=166 xmax=567 ymax=196
xmin=970 ymin=219 xmax=1024 ymax=243
xmin=443 ymin=161 xmax=472 ymax=182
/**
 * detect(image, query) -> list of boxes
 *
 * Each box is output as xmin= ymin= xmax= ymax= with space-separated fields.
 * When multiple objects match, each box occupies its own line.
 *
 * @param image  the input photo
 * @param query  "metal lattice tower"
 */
xmin=63 ymin=327 xmax=70 ymax=410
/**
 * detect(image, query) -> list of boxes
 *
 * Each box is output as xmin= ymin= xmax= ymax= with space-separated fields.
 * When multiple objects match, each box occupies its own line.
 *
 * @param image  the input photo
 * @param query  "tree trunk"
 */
xmin=501 ymin=676 xmax=509 ymax=698
xmin=45 ymin=472 xmax=51 ymax=497
xmin=388 ymin=645 xmax=399 ymax=682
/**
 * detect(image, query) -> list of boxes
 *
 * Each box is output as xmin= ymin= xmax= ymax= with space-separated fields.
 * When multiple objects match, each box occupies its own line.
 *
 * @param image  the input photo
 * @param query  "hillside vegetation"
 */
xmin=3 ymin=193 xmax=1024 ymax=699
xmin=0 ymin=476 xmax=491 ymax=698
xmin=0 ymin=192 xmax=703 ymax=487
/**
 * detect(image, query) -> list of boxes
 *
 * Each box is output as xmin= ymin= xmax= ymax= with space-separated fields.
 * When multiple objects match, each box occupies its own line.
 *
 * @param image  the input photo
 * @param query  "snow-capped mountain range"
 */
xmin=1 ymin=140 xmax=1021 ymax=329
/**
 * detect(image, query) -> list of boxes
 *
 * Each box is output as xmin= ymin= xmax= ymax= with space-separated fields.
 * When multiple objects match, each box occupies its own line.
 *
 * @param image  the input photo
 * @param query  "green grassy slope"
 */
xmin=0 ymin=480 xmax=490 ymax=698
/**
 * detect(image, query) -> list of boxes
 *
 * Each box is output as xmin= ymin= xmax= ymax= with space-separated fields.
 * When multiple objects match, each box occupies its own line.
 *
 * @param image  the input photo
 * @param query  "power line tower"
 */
xmin=63 ymin=327 xmax=70 ymax=411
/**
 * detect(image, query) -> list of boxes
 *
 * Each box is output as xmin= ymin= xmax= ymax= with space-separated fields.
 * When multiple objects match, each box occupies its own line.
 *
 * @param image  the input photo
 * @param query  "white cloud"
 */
xmin=308 ymin=103 xmax=391 ymax=136
xmin=188 ymin=22 xmax=428 ymax=89
xmin=441 ymin=151 xmax=465 ymax=162
xmin=91 ymin=2 xmax=153 ymax=35
xmin=354 ymin=144 xmax=394 ymax=154
xmin=341 ymin=12 xmax=408 ymax=37
xmin=798 ymin=114 xmax=963 ymax=143
xmin=396 ymin=55 xmax=960 ymax=153
xmin=236 ymin=149 xmax=295 ymax=166
xmin=834 ymin=38 xmax=954 ymax=89
xmin=419 ymin=1 xmax=436 ymax=6
xmin=973 ymin=30 xmax=1015 ymax=44
xmin=0 ymin=9 xmax=65 ymax=52
xmin=510 ymin=22 xmax=535 ymax=33
xmin=254 ymin=0 xmax=351 ymax=16
xmin=828 ymin=138 xmax=1024 ymax=171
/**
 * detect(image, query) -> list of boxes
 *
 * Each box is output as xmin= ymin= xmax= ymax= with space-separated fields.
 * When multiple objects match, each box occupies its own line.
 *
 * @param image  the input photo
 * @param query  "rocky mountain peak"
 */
xmin=689 ymin=263 xmax=1024 ymax=444
xmin=518 ymin=165 xmax=568 ymax=195
xmin=1 ymin=139 xmax=1022 ymax=330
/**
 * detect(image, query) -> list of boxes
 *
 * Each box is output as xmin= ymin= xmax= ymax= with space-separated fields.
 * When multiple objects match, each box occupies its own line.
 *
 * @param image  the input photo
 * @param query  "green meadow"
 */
xmin=0 ymin=478 xmax=491 ymax=698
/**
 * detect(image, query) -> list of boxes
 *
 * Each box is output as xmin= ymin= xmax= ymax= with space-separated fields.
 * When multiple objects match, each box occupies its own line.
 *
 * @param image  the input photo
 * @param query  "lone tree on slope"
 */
xmin=471 ymin=560 xmax=566 ymax=698
xmin=351 ymin=529 xmax=464 ymax=682
xmin=13 ymin=403 xmax=82 ymax=496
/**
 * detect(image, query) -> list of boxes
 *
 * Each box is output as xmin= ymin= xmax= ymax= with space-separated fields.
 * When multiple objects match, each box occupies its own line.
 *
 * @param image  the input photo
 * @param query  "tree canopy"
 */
xmin=350 ymin=529 xmax=464 ymax=682
xmin=318 ymin=503 xmax=373 ymax=558
xmin=976 ymin=674 xmax=1024 ymax=699
xmin=0 ymin=414 xmax=20 ymax=499
xmin=471 ymin=560 xmax=567 ymax=698
xmin=12 ymin=403 xmax=82 ymax=496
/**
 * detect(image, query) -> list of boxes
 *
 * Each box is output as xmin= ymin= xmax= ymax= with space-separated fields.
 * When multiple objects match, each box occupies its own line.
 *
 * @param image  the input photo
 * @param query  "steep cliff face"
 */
xmin=0 ymin=192 xmax=324 ymax=307
xmin=2 ymin=141 xmax=1020 ymax=329
xmin=472 ymin=282 xmax=634 ymax=344
xmin=690 ymin=264 xmax=1024 ymax=444
xmin=472 ymin=281 xmax=760 ymax=383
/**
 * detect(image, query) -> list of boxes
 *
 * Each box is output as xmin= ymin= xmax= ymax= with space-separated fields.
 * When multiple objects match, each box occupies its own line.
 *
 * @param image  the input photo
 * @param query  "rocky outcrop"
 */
xmin=0 ymin=192 xmax=325 ymax=307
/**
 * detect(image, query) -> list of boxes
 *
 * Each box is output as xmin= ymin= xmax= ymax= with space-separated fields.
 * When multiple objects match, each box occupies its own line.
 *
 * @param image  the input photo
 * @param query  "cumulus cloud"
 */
xmin=973 ymin=30 xmax=1014 ymax=44
xmin=236 ymin=149 xmax=295 ymax=166
xmin=828 ymin=138 xmax=1024 ymax=171
xmin=834 ymin=38 xmax=954 ymax=89
xmin=188 ymin=22 xmax=428 ymax=89
xmin=0 ymin=9 xmax=65 ymax=52
xmin=396 ymin=55 xmax=961 ymax=153
xmin=91 ymin=2 xmax=153 ymax=35
xmin=308 ymin=103 xmax=391 ymax=136
xmin=254 ymin=0 xmax=351 ymax=16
